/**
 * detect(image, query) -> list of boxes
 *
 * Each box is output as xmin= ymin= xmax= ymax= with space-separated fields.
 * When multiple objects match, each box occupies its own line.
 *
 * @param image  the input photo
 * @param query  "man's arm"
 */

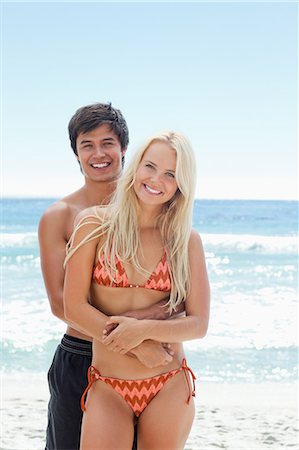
xmin=124 ymin=299 xmax=185 ymax=321
xmin=38 ymin=204 xmax=90 ymax=337
xmin=39 ymin=205 xmax=68 ymax=321
xmin=129 ymin=341 xmax=173 ymax=368
xmin=39 ymin=204 xmax=91 ymax=336
xmin=103 ymin=300 xmax=185 ymax=337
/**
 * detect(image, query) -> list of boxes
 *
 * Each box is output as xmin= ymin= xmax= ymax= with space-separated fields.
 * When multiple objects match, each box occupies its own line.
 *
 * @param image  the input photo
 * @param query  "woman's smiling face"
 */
xmin=133 ymin=141 xmax=178 ymax=208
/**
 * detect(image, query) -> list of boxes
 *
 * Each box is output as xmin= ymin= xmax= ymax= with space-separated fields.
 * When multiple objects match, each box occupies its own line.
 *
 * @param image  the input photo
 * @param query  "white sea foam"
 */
xmin=1 ymin=232 xmax=297 ymax=255
xmin=195 ymin=288 xmax=298 ymax=350
xmin=2 ymin=299 xmax=64 ymax=349
xmin=1 ymin=255 xmax=40 ymax=267
xmin=201 ymin=233 xmax=298 ymax=255
xmin=0 ymin=232 xmax=38 ymax=247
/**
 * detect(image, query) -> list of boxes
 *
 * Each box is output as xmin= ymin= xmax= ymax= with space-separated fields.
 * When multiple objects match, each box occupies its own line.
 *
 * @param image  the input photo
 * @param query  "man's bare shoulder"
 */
xmin=38 ymin=190 xmax=84 ymax=238
xmin=39 ymin=199 xmax=73 ymax=226
xmin=42 ymin=186 xmax=88 ymax=219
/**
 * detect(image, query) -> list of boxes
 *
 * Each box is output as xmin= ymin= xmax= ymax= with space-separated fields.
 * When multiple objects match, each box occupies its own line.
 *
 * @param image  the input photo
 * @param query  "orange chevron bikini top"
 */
xmin=93 ymin=251 xmax=171 ymax=292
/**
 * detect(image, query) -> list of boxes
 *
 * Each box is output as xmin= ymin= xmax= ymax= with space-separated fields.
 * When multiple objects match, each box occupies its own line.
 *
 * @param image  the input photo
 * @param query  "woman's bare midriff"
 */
xmin=90 ymin=283 xmax=186 ymax=378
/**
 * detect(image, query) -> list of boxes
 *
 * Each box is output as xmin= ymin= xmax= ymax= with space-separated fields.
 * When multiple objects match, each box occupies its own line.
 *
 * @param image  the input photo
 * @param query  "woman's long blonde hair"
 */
xmin=66 ymin=131 xmax=197 ymax=313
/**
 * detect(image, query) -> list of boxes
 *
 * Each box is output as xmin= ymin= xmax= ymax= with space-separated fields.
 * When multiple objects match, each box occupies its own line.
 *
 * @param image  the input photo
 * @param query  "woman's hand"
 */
xmin=102 ymin=316 xmax=152 ymax=354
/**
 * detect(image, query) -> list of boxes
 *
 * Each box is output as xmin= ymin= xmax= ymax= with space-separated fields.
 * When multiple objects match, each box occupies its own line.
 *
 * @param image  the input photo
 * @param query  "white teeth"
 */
xmin=145 ymin=184 xmax=162 ymax=194
xmin=91 ymin=163 xmax=109 ymax=168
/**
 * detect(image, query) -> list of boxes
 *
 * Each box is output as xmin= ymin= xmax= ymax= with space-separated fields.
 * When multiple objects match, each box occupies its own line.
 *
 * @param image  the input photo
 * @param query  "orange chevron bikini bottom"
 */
xmin=81 ymin=358 xmax=196 ymax=417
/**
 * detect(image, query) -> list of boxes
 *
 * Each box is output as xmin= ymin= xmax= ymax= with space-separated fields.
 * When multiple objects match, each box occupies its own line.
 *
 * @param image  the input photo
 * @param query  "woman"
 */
xmin=63 ymin=131 xmax=210 ymax=449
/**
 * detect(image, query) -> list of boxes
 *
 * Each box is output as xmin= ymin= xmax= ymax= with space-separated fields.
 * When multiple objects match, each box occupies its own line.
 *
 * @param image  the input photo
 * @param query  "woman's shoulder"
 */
xmin=74 ymin=205 xmax=110 ymax=228
xmin=188 ymin=229 xmax=205 ymax=256
xmin=189 ymin=228 xmax=202 ymax=244
xmin=70 ymin=205 xmax=109 ymax=246
xmin=65 ymin=206 xmax=109 ymax=264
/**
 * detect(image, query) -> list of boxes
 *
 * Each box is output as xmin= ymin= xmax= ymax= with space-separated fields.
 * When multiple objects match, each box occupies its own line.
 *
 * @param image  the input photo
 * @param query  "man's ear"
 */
xmin=121 ymin=148 xmax=127 ymax=157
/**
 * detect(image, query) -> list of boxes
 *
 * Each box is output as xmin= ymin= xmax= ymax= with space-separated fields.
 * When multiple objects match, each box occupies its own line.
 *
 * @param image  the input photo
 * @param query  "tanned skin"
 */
xmin=39 ymin=124 xmax=183 ymax=367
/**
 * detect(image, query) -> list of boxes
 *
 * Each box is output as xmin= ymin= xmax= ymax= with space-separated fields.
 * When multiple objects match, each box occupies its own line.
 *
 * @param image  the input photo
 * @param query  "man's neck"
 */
xmin=81 ymin=178 xmax=117 ymax=207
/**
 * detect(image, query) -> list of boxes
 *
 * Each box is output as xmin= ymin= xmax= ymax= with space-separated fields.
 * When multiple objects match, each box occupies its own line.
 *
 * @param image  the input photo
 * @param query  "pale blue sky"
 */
xmin=2 ymin=1 xmax=298 ymax=199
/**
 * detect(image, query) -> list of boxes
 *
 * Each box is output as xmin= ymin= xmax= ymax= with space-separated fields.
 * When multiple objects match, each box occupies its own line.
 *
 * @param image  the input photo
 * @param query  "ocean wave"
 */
xmin=201 ymin=233 xmax=298 ymax=255
xmin=0 ymin=232 xmax=38 ymax=248
xmin=1 ymin=232 xmax=297 ymax=255
xmin=2 ymin=340 xmax=297 ymax=383
xmin=1 ymin=254 xmax=40 ymax=267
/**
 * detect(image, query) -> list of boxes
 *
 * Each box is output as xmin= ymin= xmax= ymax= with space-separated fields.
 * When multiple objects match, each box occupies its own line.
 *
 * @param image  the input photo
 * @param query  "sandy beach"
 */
xmin=1 ymin=374 xmax=297 ymax=450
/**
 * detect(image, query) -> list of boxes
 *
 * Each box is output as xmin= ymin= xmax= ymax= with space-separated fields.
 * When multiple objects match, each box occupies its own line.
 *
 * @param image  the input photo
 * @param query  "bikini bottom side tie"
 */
xmin=80 ymin=358 xmax=196 ymax=417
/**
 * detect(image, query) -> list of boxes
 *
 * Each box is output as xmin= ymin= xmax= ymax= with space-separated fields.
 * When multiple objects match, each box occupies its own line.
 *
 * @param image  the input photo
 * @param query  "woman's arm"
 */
xmin=63 ymin=216 xmax=110 ymax=339
xmin=64 ymin=214 xmax=175 ymax=367
xmin=102 ymin=230 xmax=210 ymax=353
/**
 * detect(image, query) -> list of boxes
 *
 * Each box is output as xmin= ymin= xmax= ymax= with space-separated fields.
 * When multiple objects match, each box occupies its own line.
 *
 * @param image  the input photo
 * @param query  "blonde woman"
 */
xmin=63 ymin=132 xmax=210 ymax=449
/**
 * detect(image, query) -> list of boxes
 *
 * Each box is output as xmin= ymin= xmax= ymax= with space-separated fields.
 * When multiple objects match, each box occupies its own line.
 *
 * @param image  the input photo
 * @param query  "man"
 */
xmin=39 ymin=103 xmax=174 ymax=450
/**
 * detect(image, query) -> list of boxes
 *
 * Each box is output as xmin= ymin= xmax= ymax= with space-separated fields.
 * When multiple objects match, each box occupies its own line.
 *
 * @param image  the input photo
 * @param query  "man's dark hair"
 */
xmin=68 ymin=103 xmax=129 ymax=163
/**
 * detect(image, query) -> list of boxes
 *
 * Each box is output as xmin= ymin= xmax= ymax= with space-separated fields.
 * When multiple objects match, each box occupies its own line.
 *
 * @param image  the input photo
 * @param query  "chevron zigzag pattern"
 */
xmin=93 ymin=251 xmax=171 ymax=292
xmin=100 ymin=370 xmax=177 ymax=416
xmin=81 ymin=360 xmax=196 ymax=417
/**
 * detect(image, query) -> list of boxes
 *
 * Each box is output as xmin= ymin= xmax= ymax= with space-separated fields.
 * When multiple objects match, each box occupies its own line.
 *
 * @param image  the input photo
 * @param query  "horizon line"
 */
xmin=1 ymin=195 xmax=298 ymax=202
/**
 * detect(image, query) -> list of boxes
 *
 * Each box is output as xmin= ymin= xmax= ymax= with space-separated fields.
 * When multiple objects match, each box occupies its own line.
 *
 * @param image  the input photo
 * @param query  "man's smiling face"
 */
xmin=76 ymin=124 xmax=125 ymax=183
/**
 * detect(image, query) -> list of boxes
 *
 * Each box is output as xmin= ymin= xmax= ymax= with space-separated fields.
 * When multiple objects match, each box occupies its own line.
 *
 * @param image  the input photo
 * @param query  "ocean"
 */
xmin=1 ymin=199 xmax=298 ymax=384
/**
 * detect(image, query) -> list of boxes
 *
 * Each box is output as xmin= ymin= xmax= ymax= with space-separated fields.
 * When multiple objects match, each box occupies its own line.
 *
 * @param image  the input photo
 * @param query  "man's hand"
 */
xmin=129 ymin=341 xmax=174 ymax=368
